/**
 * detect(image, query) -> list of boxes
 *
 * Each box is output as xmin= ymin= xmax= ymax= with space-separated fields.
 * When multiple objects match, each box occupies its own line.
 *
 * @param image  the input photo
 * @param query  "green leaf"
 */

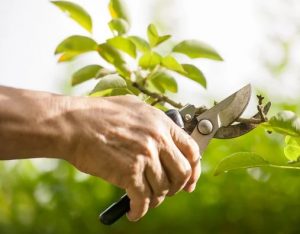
xmin=147 ymin=24 xmax=159 ymax=47
xmin=96 ymin=68 xmax=114 ymax=78
xmin=97 ymin=43 xmax=125 ymax=65
xmin=57 ymin=52 xmax=79 ymax=62
xmin=90 ymin=74 xmax=126 ymax=94
xmin=157 ymin=35 xmax=171 ymax=46
xmin=110 ymin=88 xmax=132 ymax=96
xmin=214 ymin=152 xmax=269 ymax=176
xmin=108 ymin=0 xmax=129 ymax=23
xmin=179 ymin=64 xmax=207 ymax=88
xmin=139 ymin=52 xmax=162 ymax=69
xmin=284 ymin=136 xmax=300 ymax=162
xmin=148 ymin=80 xmax=165 ymax=93
xmin=115 ymin=64 xmax=131 ymax=79
xmin=161 ymin=55 xmax=185 ymax=73
xmin=265 ymin=111 xmax=300 ymax=137
xmin=144 ymin=97 xmax=168 ymax=111
xmin=51 ymin=1 xmax=92 ymax=33
xmin=108 ymin=18 xmax=129 ymax=36
xmin=150 ymin=71 xmax=178 ymax=93
xmin=90 ymin=88 xmax=132 ymax=97
xmin=97 ymin=43 xmax=130 ymax=78
xmin=128 ymin=36 xmax=150 ymax=52
xmin=173 ymin=40 xmax=223 ymax=61
xmin=71 ymin=65 xmax=103 ymax=86
xmin=147 ymin=24 xmax=171 ymax=47
xmin=107 ymin=36 xmax=137 ymax=58
xmin=55 ymin=35 xmax=97 ymax=62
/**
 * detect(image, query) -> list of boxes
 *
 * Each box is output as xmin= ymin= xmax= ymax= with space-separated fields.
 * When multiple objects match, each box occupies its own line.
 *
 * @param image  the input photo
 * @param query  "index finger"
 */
xmin=170 ymin=125 xmax=201 ymax=192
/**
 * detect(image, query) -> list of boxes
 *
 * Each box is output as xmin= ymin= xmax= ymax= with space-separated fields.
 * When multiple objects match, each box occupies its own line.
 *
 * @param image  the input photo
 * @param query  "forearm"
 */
xmin=0 ymin=86 xmax=69 ymax=160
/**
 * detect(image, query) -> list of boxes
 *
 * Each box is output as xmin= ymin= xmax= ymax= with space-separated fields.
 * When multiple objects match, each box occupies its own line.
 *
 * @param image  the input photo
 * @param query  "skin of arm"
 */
xmin=0 ymin=85 xmax=201 ymax=221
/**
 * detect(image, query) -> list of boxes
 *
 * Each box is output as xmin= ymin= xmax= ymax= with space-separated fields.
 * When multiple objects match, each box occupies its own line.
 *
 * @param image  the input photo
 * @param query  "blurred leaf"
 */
xmin=107 ymin=36 xmax=137 ymax=58
xmin=154 ymin=103 xmax=168 ymax=111
xmin=144 ymin=97 xmax=168 ymax=111
xmin=157 ymin=35 xmax=172 ymax=46
xmin=147 ymin=24 xmax=159 ymax=47
xmin=90 ymin=74 xmax=126 ymax=94
xmin=284 ymin=136 xmax=300 ymax=162
xmin=214 ymin=152 xmax=269 ymax=176
xmin=71 ymin=65 xmax=103 ymax=86
xmin=116 ymin=64 xmax=131 ymax=79
xmin=179 ymin=64 xmax=207 ymax=88
xmin=51 ymin=1 xmax=92 ymax=32
xmin=172 ymin=40 xmax=223 ymax=61
xmin=128 ymin=36 xmax=150 ymax=52
xmin=149 ymin=80 xmax=165 ymax=93
xmin=55 ymin=35 xmax=97 ymax=62
xmin=96 ymin=68 xmax=114 ymax=78
xmin=108 ymin=18 xmax=129 ymax=36
xmin=147 ymin=24 xmax=171 ymax=47
xmin=150 ymin=71 xmax=178 ymax=93
xmin=108 ymin=0 xmax=129 ymax=23
xmin=90 ymin=88 xmax=132 ymax=97
xmin=96 ymin=43 xmax=131 ymax=78
xmin=161 ymin=55 xmax=185 ymax=73
xmin=97 ymin=43 xmax=125 ymax=65
xmin=139 ymin=52 xmax=161 ymax=69
xmin=57 ymin=52 xmax=79 ymax=62
xmin=264 ymin=111 xmax=300 ymax=137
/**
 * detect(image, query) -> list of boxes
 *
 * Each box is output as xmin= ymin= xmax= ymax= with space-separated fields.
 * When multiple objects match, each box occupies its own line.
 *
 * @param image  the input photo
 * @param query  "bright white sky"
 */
xmin=0 ymin=0 xmax=299 ymax=110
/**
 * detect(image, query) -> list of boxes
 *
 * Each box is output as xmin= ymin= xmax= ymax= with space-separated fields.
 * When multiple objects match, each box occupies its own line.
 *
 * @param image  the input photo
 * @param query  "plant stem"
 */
xmin=236 ymin=117 xmax=263 ymax=125
xmin=256 ymin=95 xmax=268 ymax=122
xmin=133 ymin=82 xmax=269 ymax=127
xmin=132 ymin=82 xmax=184 ymax=108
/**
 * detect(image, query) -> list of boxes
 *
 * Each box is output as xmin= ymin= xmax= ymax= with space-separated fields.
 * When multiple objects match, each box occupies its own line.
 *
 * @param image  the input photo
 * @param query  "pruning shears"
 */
xmin=99 ymin=84 xmax=270 ymax=225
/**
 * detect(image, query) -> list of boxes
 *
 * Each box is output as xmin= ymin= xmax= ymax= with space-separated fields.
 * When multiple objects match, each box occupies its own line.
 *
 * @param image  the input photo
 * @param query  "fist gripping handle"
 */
xmin=99 ymin=109 xmax=184 ymax=225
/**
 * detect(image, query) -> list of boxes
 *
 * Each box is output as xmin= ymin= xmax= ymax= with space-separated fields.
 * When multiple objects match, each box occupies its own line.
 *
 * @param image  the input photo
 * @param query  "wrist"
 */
xmin=0 ymin=87 xmax=74 ymax=160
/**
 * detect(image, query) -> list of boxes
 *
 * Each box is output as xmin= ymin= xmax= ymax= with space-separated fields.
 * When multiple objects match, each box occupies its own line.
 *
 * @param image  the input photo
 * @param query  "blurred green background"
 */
xmin=1 ymin=127 xmax=300 ymax=234
xmin=1 ymin=0 xmax=300 ymax=233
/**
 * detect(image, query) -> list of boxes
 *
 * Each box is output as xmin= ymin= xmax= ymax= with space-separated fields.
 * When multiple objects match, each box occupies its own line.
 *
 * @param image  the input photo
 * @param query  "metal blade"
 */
xmin=214 ymin=101 xmax=271 ymax=139
xmin=197 ymin=84 xmax=251 ymax=127
xmin=191 ymin=84 xmax=251 ymax=154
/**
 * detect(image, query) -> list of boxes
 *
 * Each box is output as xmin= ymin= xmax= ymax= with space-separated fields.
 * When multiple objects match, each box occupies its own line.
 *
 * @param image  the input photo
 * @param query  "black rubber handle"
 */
xmin=99 ymin=109 xmax=184 ymax=225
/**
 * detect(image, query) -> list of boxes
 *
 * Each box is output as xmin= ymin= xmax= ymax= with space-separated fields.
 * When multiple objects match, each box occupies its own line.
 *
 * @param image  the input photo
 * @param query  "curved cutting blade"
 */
xmin=197 ymin=84 xmax=252 ymax=127
xmin=191 ymin=84 xmax=251 ymax=154
xmin=214 ymin=101 xmax=271 ymax=139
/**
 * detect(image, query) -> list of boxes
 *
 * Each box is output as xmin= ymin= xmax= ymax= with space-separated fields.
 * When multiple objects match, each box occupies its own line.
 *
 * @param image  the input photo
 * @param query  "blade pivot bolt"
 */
xmin=184 ymin=114 xmax=192 ymax=122
xmin=198 ymin=119 xmax=213 ymax=135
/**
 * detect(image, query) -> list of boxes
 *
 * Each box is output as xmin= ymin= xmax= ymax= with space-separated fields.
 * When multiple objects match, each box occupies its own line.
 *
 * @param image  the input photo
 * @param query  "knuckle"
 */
xmin=180 ymin=165 xmax=192 ymax=180
xmin=142 ymin=137 xmax=158 ymax=158
xmin=127 ymin=156 xmax=145 ymax=185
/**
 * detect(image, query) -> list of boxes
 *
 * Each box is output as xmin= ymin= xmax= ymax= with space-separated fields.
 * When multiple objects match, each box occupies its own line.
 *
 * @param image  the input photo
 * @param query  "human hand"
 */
xmin=63 ymin=95 xmax=201 ymax=221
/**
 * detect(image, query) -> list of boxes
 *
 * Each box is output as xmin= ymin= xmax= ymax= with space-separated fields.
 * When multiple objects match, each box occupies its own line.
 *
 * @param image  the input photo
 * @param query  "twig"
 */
xmin=236 ymin=117 xmax=264 ymax=125
xmin=132 ymin=82 xmax=184 ymax=108
xmin=150 ymin=99 xmax=161 ymax=106
xmin=257 ymin=95 xmax=267 ymax=122
xmin=133 ymin=81 xmax=270 ymax=127
xmin=236 ymin=97 xmax=270 ymax=125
